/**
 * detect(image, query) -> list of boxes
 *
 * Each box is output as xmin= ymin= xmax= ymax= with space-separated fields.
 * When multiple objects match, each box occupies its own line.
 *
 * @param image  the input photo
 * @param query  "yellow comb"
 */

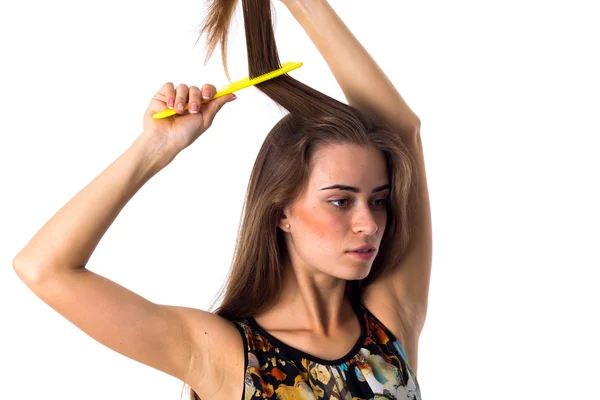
xmin=152 ymin=61 xmax=303 ymax=119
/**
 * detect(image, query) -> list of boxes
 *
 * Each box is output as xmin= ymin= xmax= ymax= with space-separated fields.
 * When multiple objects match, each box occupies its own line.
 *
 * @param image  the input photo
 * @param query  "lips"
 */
xmin=347 ymin=247 xmax=376 ymax=260
xmin=348 ymin=245 xmax=376 ymax=253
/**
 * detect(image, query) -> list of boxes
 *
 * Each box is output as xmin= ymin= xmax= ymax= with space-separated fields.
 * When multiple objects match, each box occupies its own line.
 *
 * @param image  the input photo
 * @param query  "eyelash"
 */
xmin=328 ymin=197 xmax=389 ymax=209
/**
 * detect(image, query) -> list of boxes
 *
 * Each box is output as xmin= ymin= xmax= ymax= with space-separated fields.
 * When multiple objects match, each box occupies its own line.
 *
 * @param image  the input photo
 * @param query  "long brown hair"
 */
xmin=184 ymin=0 xmax=417 ymax=398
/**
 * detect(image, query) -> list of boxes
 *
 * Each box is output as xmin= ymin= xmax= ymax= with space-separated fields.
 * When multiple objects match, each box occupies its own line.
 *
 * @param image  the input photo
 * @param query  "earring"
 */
xmin=285 ymin=224 xmax=290 ymax=229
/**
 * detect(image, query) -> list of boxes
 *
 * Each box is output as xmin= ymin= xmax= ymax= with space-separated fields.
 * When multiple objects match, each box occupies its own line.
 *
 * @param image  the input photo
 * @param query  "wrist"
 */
xmin=131 ymin=133 xmax=176 ymax=177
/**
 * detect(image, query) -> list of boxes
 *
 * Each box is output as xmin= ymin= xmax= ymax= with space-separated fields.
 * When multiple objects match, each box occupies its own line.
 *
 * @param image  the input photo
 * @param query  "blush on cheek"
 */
xmin=296 ymin=203 xmax=336 ymax=239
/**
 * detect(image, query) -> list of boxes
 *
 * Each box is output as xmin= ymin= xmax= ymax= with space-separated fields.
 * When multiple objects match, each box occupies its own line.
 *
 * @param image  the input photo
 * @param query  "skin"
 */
xmin=13 ymin=0 xmax=426 ymax=393
xmin=156 ymin=0 xmax=425 ymax=349
xmin=143 ymin=82 xmax=237 ymax=160
xmin=267 ymin=142 xmax=390 ymax=337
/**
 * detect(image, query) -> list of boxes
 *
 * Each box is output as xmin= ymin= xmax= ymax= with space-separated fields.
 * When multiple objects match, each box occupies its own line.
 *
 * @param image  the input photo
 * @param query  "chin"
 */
xmin=341 ymin=263 xmax=372 ymax=280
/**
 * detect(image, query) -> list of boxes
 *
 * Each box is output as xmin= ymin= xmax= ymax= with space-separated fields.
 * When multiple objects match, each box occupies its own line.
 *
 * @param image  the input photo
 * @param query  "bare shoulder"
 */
xmin=361 ymin=280 xmax=422 ymax=375
xmin=182 ymin=308 xmax=246 ymax=399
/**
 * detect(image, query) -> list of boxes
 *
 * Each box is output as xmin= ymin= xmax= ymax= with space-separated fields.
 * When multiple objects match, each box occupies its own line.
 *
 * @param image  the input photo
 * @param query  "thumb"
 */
xmin=145 ymin=83 xmax=176 ymax=118
xmin=145 ymin=97 xmax=168 ymax=119
xmin=202 ymin=94 xmax=237 ymax=126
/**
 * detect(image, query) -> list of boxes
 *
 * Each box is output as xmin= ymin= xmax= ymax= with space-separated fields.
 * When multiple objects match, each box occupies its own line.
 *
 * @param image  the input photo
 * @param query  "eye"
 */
xmin=328 ymin=197 xmax=389 ymax=209
xmin=329 ymin=198 xmax=350 ymax=208
xmin=373 ymin=198 xmax=388 ymax=207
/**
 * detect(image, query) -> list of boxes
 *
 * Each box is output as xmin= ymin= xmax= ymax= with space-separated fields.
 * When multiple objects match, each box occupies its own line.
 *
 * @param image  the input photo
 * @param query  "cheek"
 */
xmin=296 ymin=203 xmax=341 ymax=240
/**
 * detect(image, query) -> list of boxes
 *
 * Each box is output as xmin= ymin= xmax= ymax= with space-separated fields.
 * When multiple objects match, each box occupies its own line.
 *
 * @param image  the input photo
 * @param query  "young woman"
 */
xmin=13 ymin=0 xmax=431 ymax=399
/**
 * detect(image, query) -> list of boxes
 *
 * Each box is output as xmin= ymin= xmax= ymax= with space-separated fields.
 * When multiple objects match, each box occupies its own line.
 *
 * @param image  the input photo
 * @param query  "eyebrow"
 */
xmin=319 ymin=184 xmax=391 ymax=193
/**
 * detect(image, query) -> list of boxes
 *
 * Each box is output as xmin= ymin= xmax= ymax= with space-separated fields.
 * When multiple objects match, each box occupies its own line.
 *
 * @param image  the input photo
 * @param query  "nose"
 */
xmin=351 ymin=206 xmax=379 ymax=236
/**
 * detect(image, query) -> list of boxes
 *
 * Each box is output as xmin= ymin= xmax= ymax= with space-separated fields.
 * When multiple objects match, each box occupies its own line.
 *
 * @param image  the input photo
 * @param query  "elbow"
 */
xmin=12 ymin=254 xmax=28 ymax=273
xmin=403 ymin=118 xmax=421 ymax=148
xmin=13 ymin=256 xmax=41 ymax=283
xmin=12 ymin=256 xmax=54 ymax=284
xmin=400 ymin=116 xmax=421 ymax=143
xmin=13 ymin=255 xmax=86 ymax=283
xmin=412 ymin=117 xmax=421 ymax=137
xmin=12 ymin=252 xmax=36 ymax=272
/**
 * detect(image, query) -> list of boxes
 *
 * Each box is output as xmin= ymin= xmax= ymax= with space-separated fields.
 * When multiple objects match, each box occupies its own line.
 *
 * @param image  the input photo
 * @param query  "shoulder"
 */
xmin=182 ymin=310 xmax=248 ymax=399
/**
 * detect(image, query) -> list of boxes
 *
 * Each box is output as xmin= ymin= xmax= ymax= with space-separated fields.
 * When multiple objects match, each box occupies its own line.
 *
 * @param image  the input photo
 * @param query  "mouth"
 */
xmin=346 ymin=248 xmax=376 ymax=260
xmin=348 ymin=245 xmax=376 ymax=253
xmin=348 ymin=248 xmax=375 ymax=254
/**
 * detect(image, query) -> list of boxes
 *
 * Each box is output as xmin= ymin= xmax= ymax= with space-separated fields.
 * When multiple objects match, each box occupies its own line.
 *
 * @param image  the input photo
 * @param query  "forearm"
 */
xmin=13 ymin=134 xmax=167 ymax=278
xmin=284 ymin=0 xmax=420 ymax=137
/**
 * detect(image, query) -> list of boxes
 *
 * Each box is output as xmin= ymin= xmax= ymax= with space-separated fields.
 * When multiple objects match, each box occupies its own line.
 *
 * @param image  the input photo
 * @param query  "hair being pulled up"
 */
xmin=182 ymin=1 xmax=417 ymax=399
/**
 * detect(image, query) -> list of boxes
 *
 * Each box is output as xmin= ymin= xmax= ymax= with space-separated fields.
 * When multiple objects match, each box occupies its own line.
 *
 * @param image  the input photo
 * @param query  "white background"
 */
xmin=1 ymin=0 xmax=598 ymax=398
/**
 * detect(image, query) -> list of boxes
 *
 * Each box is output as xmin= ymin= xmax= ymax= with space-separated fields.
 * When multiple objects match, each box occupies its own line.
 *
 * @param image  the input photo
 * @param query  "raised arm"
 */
xmin=282 ymin=0 xmax=421 ymax=138
xmin=283 ymin=0 xmax=432 ymax=335
xmin=12 ymin=83 xmax=238 ymax=396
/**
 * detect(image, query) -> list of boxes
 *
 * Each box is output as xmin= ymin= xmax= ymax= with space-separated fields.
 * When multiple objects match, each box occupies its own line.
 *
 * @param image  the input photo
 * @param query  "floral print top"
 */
xmin=232 ymin=299 xmax=422 ymax=399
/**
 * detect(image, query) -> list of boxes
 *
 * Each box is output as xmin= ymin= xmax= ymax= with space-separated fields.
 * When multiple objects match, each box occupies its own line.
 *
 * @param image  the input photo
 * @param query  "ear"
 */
xmin=277 ymin=206 xmax=292 ymax=232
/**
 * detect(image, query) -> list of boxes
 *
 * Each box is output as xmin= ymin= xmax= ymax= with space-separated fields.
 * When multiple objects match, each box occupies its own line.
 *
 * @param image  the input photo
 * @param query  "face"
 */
xmin=280 ymin=143 xmax=390 ymax=281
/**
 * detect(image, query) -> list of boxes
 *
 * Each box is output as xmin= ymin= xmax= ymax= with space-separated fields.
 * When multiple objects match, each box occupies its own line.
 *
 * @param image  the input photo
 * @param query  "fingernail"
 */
xmin=168 ymin=99 xmax=174 ymax=109
xmin=190 ymin=103 xmax=199 ymax=113
xmin=203 ymin=90 xmax=214 ymax=100
xmin=226 ymin=94 xmax=237 ymax=103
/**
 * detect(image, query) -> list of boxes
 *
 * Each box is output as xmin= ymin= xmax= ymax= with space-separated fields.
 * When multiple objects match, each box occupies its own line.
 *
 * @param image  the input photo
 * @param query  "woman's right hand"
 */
xmin=140 ymin=82 xmax=237 ymax=163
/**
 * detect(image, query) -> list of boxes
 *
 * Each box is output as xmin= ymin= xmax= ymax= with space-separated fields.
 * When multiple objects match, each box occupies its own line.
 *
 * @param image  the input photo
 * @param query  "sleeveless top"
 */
xmin=231 ymin=298 xmax=422 ymax=400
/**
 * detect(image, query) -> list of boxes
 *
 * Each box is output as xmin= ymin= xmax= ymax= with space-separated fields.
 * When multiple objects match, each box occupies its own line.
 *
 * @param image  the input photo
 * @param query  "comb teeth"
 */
xmin=251 ymin=62 xmax=300 ymax=78
xmin=249 ymin=62 xmax=302 ymax=82
xmin=210 ymin=61 xmax=302 ymax=100
xmin=218 ymin=77 xmax=250 ymax=92
xmin=219 ymin=62 xmax=302 ymax=91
